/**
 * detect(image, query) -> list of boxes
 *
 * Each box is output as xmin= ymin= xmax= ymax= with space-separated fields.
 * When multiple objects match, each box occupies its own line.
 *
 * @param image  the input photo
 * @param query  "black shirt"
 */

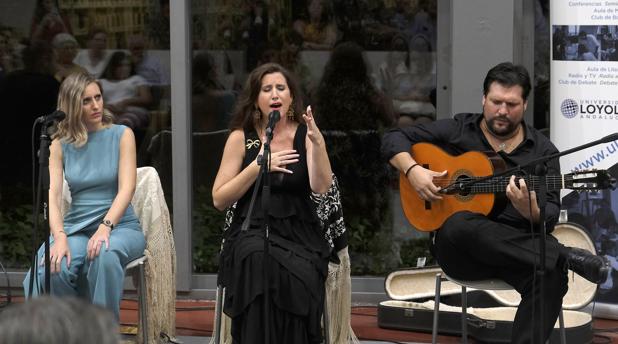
xmin=381 ymin=113 xmax=561 ymax=231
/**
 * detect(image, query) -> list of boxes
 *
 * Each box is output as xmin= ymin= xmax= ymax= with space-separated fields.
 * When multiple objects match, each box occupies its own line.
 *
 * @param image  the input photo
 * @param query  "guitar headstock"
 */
xmin=565 ymin=170 xmax=617 ymax=191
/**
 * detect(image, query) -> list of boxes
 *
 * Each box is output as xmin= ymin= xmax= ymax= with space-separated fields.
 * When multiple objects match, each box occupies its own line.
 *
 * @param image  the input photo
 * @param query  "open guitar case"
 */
xmin=377 ymin=222 xmax=598 ymax=343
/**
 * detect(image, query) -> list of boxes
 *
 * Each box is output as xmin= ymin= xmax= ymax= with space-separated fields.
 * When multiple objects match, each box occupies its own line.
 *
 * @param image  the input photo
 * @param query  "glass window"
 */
xmin=0 ymin=0 xmax=171 ymax=269
xmin=191 ymin=0 xmax=438 ymax=275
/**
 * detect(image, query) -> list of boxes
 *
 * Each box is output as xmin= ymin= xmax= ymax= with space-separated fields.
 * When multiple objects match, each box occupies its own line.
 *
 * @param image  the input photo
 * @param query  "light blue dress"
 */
xmin=23 ymin=124 xmax=146 ymax=319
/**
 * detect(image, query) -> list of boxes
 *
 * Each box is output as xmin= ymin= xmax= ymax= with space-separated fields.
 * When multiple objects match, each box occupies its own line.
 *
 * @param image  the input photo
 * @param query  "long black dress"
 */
xmin=220 ymin=124 xmax=331 ymax=344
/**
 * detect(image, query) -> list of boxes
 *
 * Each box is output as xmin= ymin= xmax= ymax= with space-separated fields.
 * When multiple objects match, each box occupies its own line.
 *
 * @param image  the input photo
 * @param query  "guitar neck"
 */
xmin=466 ymin=175 xmax=567 ymax=194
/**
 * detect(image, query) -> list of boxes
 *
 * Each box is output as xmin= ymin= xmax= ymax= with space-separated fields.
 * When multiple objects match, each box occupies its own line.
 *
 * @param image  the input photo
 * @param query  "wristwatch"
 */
xmin=101 ymin=219 xmax=114 ymax=230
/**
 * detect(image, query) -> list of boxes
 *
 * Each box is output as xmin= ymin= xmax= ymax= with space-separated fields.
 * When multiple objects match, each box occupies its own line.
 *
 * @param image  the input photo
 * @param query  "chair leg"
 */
xmin=559 ymin=309 xmax=566 ymax=344
xmin=461 ymin=285 xmax=468 ymax=344
xmin=214 ymin=285 xmax=223 ymax=344
xmin=432 ymin=273 xmax=442 ymax=344
xmin=138 ymin=261 xmax=148 ymax=344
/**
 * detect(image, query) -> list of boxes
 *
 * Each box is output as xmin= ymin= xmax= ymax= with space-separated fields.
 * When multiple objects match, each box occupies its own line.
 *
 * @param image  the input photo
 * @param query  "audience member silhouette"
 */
xmin=315 ymin=42 xmax=395 ymax=130
xmin=99 ymin=51 xmax=153 ymax=130
xmin=377 ymin=34 xmax=435 ymax=126
xmin=243 ymin=1 xmax=271 ymax=71
xmin=30 ymin=0 xmax=72 ymax=43
xmin=0 ymin=29 xmax=15 ymax=79
xmin=73 ymin=27 xmax=111 ymax=78
xmin=293 ymin=0 xmax=338 ymax=50
xmin=313 ymin=41 xmax=397 ymax=273
xmin=279 ymin=30 xmax=313 ymax=101
xmin=127 ymin=34 xmax=169 ymax=86
xmin=408 ymin=0 xmax=436 ymax=50
xmin=0 ymin=41 xmax=60 ymax=187
xmin=192 ymin=52 xmax=237 ymax=132
xmin=147 ymin=0 xmax=171 ymax=49
xmin=52 ymin=33 xmax=86 ymax=82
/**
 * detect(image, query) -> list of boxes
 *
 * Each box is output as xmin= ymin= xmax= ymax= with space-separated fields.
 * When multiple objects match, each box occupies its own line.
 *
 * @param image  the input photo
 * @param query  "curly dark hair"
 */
xmin=313 ymin=41 xmax=394 ymax=130
xmin=228 ymin=63 xmax=304 ymax=132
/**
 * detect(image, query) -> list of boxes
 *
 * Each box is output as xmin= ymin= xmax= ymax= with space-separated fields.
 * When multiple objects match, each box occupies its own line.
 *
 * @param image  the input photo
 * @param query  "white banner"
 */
xmin=550 ymin=0 xmax=618 ymax=313
xmin=550 ymin=1 xmax=618 ymax=171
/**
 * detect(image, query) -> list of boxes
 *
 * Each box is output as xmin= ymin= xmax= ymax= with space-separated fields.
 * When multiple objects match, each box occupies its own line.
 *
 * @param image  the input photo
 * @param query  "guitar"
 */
xmin=400 ymin=143 xmax=616 ymax=232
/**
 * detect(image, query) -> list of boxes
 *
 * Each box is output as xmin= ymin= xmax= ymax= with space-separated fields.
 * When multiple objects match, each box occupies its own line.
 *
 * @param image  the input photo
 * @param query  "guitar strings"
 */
xmin=426 ymin=176 xmax=577 ymax=192
xmin=429 ymin=176 xmax=570 ymax=183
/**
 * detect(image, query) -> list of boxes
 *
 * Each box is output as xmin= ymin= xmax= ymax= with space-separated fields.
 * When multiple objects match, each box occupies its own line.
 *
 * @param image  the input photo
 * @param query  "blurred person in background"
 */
xmin=52 ymin=33 xmax=86 ymax=82
xmin=0 ymin=28 xmax=16 ymax=79
xmin=313 ymin=41 xmax=398 ymax=272
xmin=0 ymin=41 xmax=59 ymax=187
xmin=192 ymin=52 xmax=237 ymax=132
xmin=279 ymin=30 xmax=313 ymax=102
xmin=73 ymin=27 xmax=111 ymax=78
xmin=147 ymin=0 xmax=170 ymax=49
xmin=99 ymin=51 xmax=152 ymax=131
xmin=293 ymin=0 xmax=338 ymax=50
xmin=376 ymin=34 xmax=435 ymax=127
xmin=127 ymin=33 xmax=169 ymax=86
xmin=30 ymin=0 xmax=72 ymax=43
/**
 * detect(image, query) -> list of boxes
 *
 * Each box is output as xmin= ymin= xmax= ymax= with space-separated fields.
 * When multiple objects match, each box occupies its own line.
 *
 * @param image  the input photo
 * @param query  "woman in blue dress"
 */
xmin=213 ymin=63 xmax=333 ymax=343
xmin=24 ymin=72 xmax=146 ymax=319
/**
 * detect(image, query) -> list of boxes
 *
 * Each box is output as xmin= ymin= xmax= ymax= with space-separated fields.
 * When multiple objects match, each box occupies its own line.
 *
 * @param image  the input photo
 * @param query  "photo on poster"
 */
xmin=562 ymin=162 xmax=618 ymax=304
xmin=552 ymin=25 xmax=618 ymax=61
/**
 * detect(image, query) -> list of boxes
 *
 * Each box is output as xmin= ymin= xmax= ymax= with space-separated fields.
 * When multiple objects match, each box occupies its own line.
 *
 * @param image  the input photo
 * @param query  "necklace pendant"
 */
xmin=498 ymin=142 xmax=507 ymax=151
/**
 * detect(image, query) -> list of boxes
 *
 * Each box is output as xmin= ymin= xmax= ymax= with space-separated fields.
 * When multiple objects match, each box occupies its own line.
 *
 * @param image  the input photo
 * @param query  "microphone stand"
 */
xmin=534 ymin=162 xmax=548 ymax=344
xmin=261 ymin=127 xmax=273 ymax=344
xmin=240 ymin=122 xmax=275 ymax=344
xmin=442 ymin=133 xmax=618 ymax=343
xmin=36 ymin=121 xmax=54 ymax=293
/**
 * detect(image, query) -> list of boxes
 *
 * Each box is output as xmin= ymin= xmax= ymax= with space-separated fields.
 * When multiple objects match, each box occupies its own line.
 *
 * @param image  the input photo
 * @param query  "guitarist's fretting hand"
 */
xmin=506 ymin=175 xmax=540 ymax=223
xmin=408 ymin=165 xmax=448 ymax=202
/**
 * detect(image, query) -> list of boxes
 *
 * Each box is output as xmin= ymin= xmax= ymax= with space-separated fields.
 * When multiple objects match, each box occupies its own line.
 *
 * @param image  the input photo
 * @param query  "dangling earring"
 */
xmin=253 ymin=107 xmax=261 ymax=121
xmin=287 ymin=102 xmax=295 ymax=120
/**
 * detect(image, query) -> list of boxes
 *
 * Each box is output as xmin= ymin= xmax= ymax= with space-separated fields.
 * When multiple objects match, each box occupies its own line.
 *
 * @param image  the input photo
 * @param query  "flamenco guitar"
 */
xmin=399 ymin=142 xmax=616 ymax=232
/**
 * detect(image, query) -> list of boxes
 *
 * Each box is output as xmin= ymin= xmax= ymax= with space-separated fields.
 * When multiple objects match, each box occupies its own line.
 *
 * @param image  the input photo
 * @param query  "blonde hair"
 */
xmin=53 ymin=72 xmax=114 ymax=147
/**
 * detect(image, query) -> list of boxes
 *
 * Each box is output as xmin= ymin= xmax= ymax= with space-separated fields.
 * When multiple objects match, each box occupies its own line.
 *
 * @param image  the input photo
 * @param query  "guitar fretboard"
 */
xmin=453 ymin=173 xmax=596 ymax=194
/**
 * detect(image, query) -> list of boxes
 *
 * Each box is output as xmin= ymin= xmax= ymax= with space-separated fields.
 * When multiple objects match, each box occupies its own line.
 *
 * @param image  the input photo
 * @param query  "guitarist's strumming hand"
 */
xmin=408 ymin=165 xmax=448 ymax=202
xmin=506 ymin=175 xmax=540 ymax=223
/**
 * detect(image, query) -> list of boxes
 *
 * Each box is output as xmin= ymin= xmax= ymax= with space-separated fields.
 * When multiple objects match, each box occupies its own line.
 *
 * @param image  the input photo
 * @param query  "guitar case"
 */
xmin=377 ymin=222 xmax=597 ymax=343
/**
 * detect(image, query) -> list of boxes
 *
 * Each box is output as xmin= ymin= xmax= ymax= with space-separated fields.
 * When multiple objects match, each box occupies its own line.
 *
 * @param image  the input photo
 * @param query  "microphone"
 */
xmin=36 ymin=110 xmax=66 ymax=124
xmin=265 ymin=110 xmax=280 ymax=136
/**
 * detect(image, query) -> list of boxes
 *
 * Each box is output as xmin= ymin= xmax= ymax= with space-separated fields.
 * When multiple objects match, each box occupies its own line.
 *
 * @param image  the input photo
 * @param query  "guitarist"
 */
xmin=381 ymin=62 xmax=610 ymax=344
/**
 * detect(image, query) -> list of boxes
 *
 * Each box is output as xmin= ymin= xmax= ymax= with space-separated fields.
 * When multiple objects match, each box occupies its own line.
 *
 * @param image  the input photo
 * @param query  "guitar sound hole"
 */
xmin=454 ymin=175 xmax=473 ymax=199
